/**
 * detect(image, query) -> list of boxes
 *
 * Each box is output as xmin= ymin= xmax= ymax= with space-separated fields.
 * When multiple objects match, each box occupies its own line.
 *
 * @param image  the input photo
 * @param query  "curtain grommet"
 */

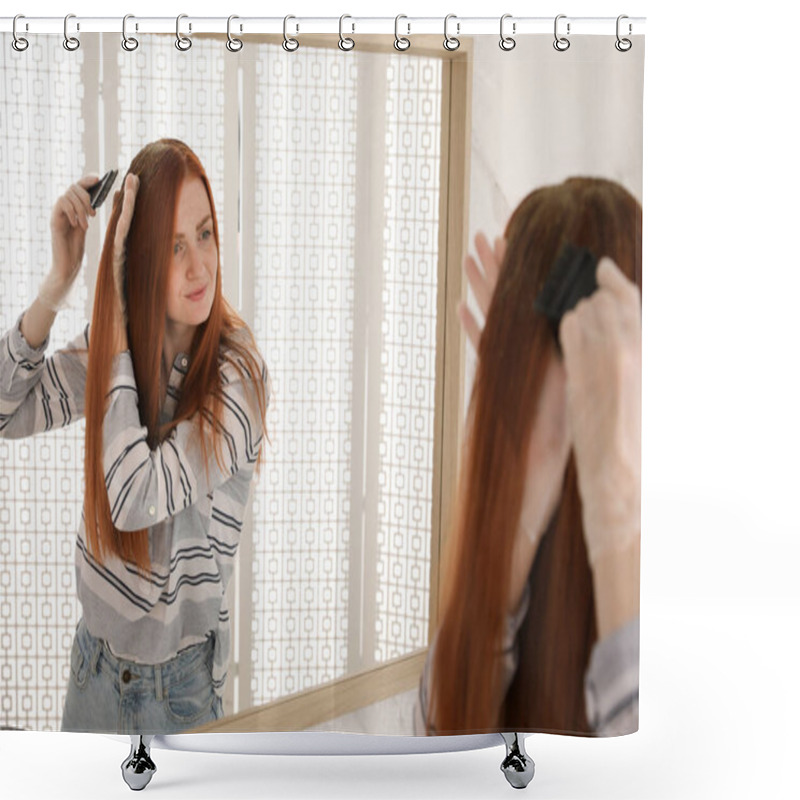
xmin=63 ymin=13 xmax=80 ymax=51
xmin=443 ymin=14 xmax=460 ymax=51
xmin=394 ymin=14 xmax=411 ymax=51
xmin=499 ymin=14 xmax=516 ymax=51
xmin=615 ymin=15 xmax=632 ymax=52
xmin=553 ymin=14 xmax=570 ymax=52
xmin=339 ymin=14 xmax=355 ymax=51
xmin=12 ymin=14 xmax=29 ymax=52
xmin=226 ymin=15 xmax=243 ymax=52
xmin=175 ymin=14 xmax=192 ymax=51
xmin=282 ymin=15 xmax=299 ymax=52
xmin=121 ymin=14 xmax=139 ymax=52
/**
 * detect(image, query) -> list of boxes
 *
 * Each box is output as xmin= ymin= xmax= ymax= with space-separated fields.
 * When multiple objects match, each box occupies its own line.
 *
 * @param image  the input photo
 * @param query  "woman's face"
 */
xmin=164 ymin=176 xmax=218 ymax=345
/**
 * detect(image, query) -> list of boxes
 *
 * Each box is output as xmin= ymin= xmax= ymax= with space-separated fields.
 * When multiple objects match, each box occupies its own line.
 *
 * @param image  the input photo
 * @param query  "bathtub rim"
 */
xmin=106 ymin=731 xmax=517 ymax=756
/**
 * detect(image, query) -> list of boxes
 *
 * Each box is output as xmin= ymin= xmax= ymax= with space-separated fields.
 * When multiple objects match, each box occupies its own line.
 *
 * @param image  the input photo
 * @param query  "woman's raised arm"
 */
xmin=0 ymin=314 xmax=89 ymax=439
xmin=1 ymin=176 xmax=100 ymax=438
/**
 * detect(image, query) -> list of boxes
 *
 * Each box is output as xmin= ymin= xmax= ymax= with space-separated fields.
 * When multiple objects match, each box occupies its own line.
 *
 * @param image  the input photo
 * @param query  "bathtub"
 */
xmin=116 ymin=731 xmax=535 ymax=790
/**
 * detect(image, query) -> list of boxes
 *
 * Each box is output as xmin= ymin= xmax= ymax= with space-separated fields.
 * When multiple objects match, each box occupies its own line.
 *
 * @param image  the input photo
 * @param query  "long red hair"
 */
xmin=82 ymin=139 xmax=268 ymax=573
xmin=430 ymin=177 xmax=642 ymax=734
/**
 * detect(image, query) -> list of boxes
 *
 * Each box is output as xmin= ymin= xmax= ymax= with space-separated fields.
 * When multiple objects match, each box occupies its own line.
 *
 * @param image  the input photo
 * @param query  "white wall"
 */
xmin=469 ymin=34 xmax=644 ymax=247
xmin=464 ymin=34 xmax=644 ymax=402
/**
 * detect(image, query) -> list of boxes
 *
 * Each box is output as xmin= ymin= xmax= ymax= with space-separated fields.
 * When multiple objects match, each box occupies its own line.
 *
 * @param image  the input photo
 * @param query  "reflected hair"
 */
xmin=82 ymin=139 xmax=268 ymax=573
xmin=430 ymin=177 xmax=642 ymax=734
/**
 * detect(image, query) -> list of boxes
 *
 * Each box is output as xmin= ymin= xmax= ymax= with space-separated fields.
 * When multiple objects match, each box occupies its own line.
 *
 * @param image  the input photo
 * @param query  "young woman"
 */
xmin=418 ymin=177 xmax=642 ymax=736
xmin=0 ymin=139 xmax=269 ymax=733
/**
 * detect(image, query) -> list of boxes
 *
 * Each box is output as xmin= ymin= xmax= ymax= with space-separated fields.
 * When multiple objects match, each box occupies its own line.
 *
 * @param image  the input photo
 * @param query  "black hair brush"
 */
xmin=533 ymin=242 xmax=599 ymax=347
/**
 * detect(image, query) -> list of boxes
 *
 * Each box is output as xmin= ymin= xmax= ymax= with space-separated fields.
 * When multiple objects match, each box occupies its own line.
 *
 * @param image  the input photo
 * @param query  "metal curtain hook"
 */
xmin=499 ymin=14 xmax=516 ymax=51
xmin=443 ymin=14 xmax=460 ymax=51
xmin=615 ymin=14 xmax=632 ymax=51
xmin=175 ymin=13 xmax=192 ymax=51
xmin=394 ymin=14 xmax=410 ymax=51
xmin=339 ymin=14 xmax=355 ymax=51
xmin=12 ymin=14 xmax=29 ymax=52
xmin=553 ymin=14 xmax=570 ymax=51
xmin=63 ymin=13 xmax=80 ymax=51
xmin=226 ymin=15 xmax=243 ymax=52
xmin=122 ymin=14 xmax=139 ymax=52
xmin=283 ymin=15 xmax=299 ymax=52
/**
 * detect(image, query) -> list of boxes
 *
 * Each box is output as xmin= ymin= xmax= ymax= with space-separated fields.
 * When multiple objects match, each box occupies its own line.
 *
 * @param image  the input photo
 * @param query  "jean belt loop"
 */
xmin=154 ymin=663 xmax=164 ymax=702
xmin=89 ymin=638 xmax=102 ymax=675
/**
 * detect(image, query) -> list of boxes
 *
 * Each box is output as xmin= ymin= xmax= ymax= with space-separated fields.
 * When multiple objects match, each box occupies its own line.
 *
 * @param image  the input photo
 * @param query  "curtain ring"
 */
xmin=175 ymin=14 xmax=192 ymax=51
xmin=339 ymin=14 xmax=355 ymax=51
xmin=283 ymin=15 xmax=299 ymax=52
xmin=122 ymin=14 xmax=139 ymax=52
xmin=63 ymin=13 xmax=80 ymax=51
xmin=615 ymin=14 xmax=632 ymax=52
xmin=499 ymin=14 xmax=516 ymax=51
xmin=394 ymin=15 xmax=410 ymax=51
xmin=12 ymin=14 xmax=29 ymax=52
xmin=553 ymin=14 xmax=570 ymax=51
xmin=226 ymin=15 xmax=243 ymax=52
xmin=443 ymin=14 xmax=460 ymax=51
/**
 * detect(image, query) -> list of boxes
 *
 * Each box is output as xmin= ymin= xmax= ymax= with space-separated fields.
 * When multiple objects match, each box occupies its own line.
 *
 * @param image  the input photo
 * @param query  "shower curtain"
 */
xmin=0 ymin=27 xmax=644 ymax=738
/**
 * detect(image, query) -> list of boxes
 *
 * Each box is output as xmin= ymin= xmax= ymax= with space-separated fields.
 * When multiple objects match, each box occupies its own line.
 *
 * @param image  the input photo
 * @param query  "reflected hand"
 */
xmin=458 ymin=232 xmax=505 ymax=350
xmin=560 ymin=257 xmax=642 ymax=568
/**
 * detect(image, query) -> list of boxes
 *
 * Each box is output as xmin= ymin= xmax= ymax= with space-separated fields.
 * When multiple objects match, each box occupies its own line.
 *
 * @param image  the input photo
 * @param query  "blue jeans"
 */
xmin=61 ymin=618 xmax=224 ymax=733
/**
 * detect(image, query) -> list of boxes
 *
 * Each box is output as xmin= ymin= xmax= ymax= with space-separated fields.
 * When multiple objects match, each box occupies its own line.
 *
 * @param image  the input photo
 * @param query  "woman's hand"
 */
xmin=110 ymin=173 xmax=139 ymax=353
xmin=458 ymin=232 xmax=505 ymax=350
xmin=559 ymin=258 xmax=642 ymax=569
xmin=38 ymin=176 xmax=99 ymax=311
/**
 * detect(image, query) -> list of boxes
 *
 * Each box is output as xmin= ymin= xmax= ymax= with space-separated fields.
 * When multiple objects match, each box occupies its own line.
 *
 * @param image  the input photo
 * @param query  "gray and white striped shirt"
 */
xmin=1 ymin=311 xmax=269 ymax=699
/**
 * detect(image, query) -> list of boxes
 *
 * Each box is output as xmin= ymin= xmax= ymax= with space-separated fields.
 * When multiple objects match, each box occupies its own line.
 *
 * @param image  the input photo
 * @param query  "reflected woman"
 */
xmin=418 ymin=177 xmax=642 ymax=736
xmin=0 ymin=139 xmax=270 ymax=733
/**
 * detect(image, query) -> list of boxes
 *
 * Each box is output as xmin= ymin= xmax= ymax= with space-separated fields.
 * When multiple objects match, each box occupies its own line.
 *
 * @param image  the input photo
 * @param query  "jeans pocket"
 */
xmin=165 ymin=662 xmax=215 ymax=725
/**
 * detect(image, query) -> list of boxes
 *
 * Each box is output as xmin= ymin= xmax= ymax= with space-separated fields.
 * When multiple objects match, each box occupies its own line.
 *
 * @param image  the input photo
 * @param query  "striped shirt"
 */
xmin=1 ymin=311 xmax=269 ymax=699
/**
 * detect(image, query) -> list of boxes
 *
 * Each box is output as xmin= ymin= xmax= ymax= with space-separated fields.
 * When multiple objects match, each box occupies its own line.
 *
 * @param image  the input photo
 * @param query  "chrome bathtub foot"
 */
xmin=121 ymin=735 xmax=156 ymax=791
xmin=500 ymin=733 xmax=535 ymax=789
